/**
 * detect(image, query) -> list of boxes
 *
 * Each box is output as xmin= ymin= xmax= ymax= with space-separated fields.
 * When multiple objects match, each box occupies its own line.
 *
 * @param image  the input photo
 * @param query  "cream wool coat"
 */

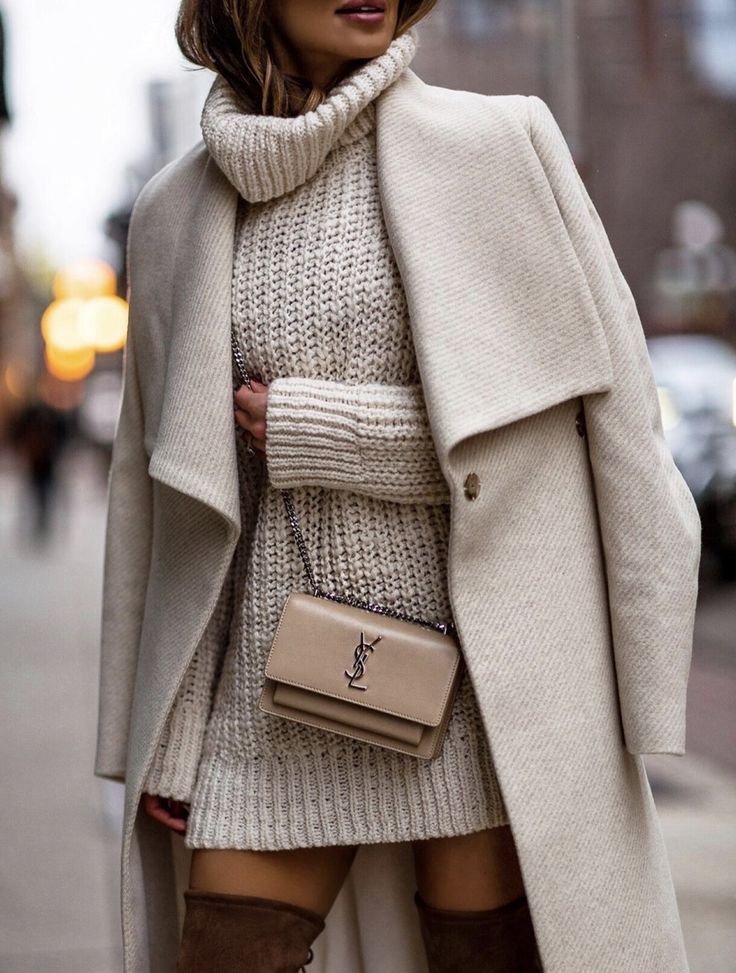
xmin=94 ymin=66 xmax=701 ymax=973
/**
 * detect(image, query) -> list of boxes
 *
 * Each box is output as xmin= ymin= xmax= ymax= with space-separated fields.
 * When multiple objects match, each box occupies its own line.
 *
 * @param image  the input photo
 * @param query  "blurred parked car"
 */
xmin=647 ymin=333 xmax=736 ymax=578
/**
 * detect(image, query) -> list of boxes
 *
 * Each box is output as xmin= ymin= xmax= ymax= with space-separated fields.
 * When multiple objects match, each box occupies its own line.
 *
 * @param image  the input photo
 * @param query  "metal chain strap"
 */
xmin=231 ymin=328 xmax=457 ymax=637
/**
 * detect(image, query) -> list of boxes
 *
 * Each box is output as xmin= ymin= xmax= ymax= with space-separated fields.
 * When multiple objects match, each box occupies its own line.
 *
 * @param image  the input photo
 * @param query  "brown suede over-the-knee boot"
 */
xmin=414 ymin=891 xmax=544 ymax=973
xmin=176 ymin=889 xmax=325 ymax=973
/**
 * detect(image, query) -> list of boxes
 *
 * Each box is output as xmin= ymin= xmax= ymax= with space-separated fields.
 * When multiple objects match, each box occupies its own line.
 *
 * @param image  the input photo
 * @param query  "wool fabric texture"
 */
xmin=143 ymin=29 xmax=509 ymax=849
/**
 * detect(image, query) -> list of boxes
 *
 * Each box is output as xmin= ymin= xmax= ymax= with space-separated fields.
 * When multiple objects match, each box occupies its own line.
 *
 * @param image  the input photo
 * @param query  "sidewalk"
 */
xmin=0 ymin=450 xmax=123 ymax=973
xmin=646 ymin=753 xmax=736 ymax=971
xmin=0 ymin=450 xmax=733 ymax=972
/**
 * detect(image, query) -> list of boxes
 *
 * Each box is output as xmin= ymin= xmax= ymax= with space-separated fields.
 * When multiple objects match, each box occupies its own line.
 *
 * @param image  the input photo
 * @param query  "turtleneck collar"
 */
xmin=200 ymin=28 xmax=417 ymax=203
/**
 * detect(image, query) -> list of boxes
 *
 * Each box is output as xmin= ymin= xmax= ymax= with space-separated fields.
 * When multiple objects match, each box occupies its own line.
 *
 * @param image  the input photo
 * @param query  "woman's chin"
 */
xmin=330 ymin=21 xmax=395 ymax=57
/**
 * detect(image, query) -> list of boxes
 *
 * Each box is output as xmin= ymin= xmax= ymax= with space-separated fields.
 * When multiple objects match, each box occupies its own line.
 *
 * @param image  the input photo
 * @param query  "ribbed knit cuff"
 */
xmin=264 ymin=376 xmax=450 ymax=504
xmin=143 ymin=704 xmax=210 ymax=803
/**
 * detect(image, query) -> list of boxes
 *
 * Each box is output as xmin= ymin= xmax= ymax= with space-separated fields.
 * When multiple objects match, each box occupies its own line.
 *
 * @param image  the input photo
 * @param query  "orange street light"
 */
xmin=45 ymin=342 xmax=96 ymax=382
xmin=80 ymin=295 xmax=129 ymax=353
xmin=53 ymin=258 xmax=117 ymax=301
xmin=41 ymin=298 xmax=96 ymax=351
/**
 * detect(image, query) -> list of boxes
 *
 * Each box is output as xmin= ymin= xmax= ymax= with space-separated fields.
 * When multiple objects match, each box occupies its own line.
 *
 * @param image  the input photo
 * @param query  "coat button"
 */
xmin=463 ymin=472 xmax=481 ymax=500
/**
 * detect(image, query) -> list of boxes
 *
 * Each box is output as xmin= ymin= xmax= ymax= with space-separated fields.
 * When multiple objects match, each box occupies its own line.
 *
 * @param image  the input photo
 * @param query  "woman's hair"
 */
xmin=176 ymin=0 xmax=437 ymax=117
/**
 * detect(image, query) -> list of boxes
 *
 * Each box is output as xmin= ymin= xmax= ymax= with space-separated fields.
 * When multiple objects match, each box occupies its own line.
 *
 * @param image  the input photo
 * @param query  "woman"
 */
xmin=93 ymin=2 xmax=701 ymax=972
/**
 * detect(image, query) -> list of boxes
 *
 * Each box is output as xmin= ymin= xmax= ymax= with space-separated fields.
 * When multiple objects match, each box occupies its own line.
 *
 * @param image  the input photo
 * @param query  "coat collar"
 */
xmin=148 ymin=67 xmax=613 ymax=537
xmin=147 ymin=154 xmax=242 ymax=538
xmin=374 ymin=70 xmax=613 ymax=461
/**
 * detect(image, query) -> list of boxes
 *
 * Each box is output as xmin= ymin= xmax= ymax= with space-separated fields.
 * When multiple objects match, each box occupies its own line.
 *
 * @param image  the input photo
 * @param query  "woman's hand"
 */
xmin=142 ymin=793 xmax=190 ymax=834
xmin=233 ymin=377 xmax=268 ymax=454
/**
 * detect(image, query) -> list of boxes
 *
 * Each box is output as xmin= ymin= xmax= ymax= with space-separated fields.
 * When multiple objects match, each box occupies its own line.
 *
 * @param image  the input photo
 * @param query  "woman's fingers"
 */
xmin=141 ymin=793 xmax=190 ymax=834
xmin=233 ymin=380 xmax=268 ymax=453
xmin=233 ymin=380 xmax=268 ymax=413
xmin=234 ymin=410 xmax=266 ymax=452
xmin=234 ymin=407 xmax=266 ymax=440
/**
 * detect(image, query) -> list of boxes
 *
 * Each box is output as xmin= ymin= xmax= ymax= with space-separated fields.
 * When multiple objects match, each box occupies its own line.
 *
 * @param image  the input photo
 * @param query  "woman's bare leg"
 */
xmin=412 ymin=825 xmax=525 ymax=910
xmin=188 ymin=844 xmax=359 ymax=917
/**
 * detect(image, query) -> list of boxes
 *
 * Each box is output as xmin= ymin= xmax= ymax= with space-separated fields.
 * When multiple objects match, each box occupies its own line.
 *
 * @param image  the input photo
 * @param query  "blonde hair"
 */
xmin=176 ymin=0 xmax=436 ymax=117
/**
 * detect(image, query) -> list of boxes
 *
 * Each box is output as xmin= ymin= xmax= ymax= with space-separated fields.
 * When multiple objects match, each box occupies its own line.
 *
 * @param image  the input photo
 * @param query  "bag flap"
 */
xmin=264 ymin=592 xmax=461 ymax=727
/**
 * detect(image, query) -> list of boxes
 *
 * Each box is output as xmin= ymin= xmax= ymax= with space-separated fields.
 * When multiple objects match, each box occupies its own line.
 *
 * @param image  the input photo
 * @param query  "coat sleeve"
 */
xmin=527 ymin=95 xmax=702 ymax=756
xmin=93 ymin=199 xmax=155 ymax=783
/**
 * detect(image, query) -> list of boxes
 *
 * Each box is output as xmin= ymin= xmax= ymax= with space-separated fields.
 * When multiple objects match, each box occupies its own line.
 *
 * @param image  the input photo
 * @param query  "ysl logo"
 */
xmin=345 ymin=632 xmax=382 ymax=690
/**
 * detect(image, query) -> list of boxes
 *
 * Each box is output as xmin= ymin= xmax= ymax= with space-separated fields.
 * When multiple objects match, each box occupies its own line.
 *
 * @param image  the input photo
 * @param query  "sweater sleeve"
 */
xmin=143 ymin=549 xmax=237 ymax=802
xmin=264 ymin=376 xmax=450 ymax=504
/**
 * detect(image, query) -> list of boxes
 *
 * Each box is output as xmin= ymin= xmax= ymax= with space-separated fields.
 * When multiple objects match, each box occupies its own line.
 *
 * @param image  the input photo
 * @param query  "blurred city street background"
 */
xmin=0 ymin=1 xmax=735 ymax=971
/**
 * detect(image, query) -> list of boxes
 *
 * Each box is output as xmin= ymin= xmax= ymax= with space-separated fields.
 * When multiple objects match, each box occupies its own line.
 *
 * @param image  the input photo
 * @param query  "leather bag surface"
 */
xmin=259 ymin=591 xmax=463 ymax=759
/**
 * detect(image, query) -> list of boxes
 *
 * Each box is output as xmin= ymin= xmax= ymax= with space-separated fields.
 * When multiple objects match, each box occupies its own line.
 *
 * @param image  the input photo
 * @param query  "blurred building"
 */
xmin=0 ymin=5 xmax=30 ymax=434
xmin=104 ymin=73 xmax=213 ymax=295
xmin=415 ymin=0 xmax=736 ymax=340
xmin=0 ymin=9 xmax=9 ymax=125
xmin=104 ymin=2 xmax=736 ymax=341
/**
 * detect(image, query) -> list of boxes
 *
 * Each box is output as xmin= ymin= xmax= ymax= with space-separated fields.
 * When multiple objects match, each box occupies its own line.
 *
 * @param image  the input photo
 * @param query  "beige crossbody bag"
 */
xmin=231 ymin=333 xmax=463 ymax=761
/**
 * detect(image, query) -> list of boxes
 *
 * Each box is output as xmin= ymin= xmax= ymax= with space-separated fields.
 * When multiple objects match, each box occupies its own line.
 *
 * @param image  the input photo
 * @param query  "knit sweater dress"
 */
xmin=144 ymin=29 xmax=509 ymax=850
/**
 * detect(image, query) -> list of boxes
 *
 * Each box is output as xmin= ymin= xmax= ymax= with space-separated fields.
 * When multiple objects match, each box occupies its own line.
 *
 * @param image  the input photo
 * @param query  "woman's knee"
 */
xmin=412 ymin=825 xmax=525 ymax=911
xmin=188 ymin=843 xmax=359 ymax=917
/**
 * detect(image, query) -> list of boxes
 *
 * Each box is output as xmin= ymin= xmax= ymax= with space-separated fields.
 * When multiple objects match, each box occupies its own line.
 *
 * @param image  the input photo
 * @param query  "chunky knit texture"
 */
xmin=144 ymin=29 xmax=509 ymax=849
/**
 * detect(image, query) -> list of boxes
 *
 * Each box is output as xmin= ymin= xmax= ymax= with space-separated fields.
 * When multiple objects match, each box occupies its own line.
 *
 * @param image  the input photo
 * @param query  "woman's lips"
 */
xmin=336 ymin=12 xmax=386 ymax=23
xmin=335 ymin=4 xmax=386 ymax=24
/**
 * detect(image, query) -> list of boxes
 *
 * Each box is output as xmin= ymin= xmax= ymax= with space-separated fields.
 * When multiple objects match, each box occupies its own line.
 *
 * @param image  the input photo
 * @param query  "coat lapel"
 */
xmin=147 ymin=155 xmax=242 ymax=540
xmin=147 ymin=67 xmax=615 ymax=526
xmin=375 ymin=68 xmax=613 ymax=461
